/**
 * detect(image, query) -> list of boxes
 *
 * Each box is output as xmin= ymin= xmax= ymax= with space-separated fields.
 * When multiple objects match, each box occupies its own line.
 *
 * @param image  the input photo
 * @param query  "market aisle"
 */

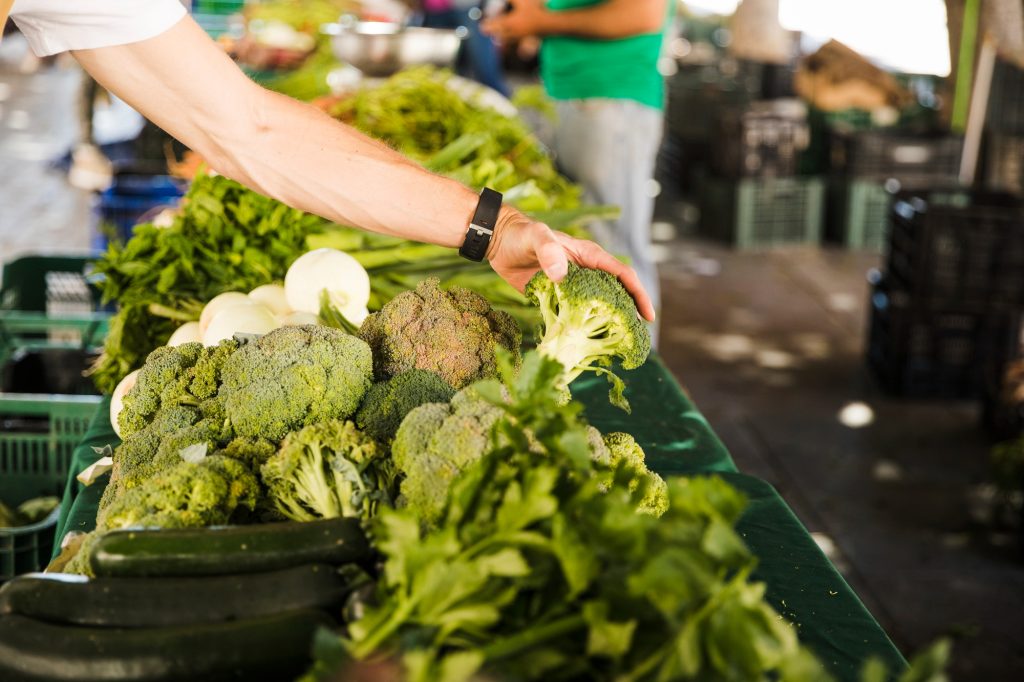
xmin=0 ymin=36 xmax=91 ymax=262
xmin=653 ymin=238 xmax=1024 ymax=681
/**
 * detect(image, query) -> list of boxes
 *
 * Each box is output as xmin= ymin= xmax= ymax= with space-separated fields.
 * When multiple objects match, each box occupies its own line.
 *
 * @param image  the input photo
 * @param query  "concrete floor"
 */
xmin=2 ymin=46 xmax=1023 ymax=680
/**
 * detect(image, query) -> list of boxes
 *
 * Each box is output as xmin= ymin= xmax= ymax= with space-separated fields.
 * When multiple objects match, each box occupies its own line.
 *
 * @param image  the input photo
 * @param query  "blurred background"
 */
xmin=2 ymin=1 xmax=1024 ymax=678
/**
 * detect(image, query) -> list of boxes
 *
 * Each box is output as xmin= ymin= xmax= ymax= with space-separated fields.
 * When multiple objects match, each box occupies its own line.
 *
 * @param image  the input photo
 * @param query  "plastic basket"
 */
xmin=983 ymin=133 xmax=1024 ymax=195
xmin=827 ymin=179 xmax=894 ymax=250
xmin=0 ymin=394 xmax=101 ymax=581
xmin=830 ymin=131 xmax=963 ymax=187
xmin=97 ymin=173 xmax=184 ymax=244
xmin=699 ymin=176 xmax=825 ymax=248
xmin=866 ymin=281 xmax=1021 ymax=399
xmin=712 ymin=106 xmax=809 ymax=178
xmin=988 ymin=59 xmax=1024 ymax=135
xmin=885 ymin=191 xmax=1024 ymax=312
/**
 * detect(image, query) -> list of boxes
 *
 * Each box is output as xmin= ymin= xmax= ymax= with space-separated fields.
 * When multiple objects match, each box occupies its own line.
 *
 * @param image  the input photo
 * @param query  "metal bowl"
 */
xmin=322 ymin=20 xmax=465 ymax=77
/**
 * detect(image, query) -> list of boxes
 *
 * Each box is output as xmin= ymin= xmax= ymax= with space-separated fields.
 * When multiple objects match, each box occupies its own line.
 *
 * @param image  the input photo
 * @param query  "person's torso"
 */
xmin=540 ymin=0 xmax=670 ymax=110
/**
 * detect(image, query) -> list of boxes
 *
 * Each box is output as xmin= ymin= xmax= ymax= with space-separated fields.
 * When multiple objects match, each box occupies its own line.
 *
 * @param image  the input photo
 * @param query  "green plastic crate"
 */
xmin=841 ymin=179 xmax=893 ymax=250
xmin=0 ymin=394 xmax=101 ymax=581
xmin=699 ymin=177 xmax=825 ymax=249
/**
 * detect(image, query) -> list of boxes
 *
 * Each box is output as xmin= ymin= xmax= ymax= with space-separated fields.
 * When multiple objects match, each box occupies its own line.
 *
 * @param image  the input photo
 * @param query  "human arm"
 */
xmin=72 ymin=15 xmax=654 ymax=320
xmin=483 ymin=0 xmax=667 ymax=42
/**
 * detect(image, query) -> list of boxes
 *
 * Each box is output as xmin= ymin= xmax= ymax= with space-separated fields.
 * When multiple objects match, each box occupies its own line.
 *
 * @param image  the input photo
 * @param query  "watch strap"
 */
xmin=459 ymin=187 xmax=502 ymax=262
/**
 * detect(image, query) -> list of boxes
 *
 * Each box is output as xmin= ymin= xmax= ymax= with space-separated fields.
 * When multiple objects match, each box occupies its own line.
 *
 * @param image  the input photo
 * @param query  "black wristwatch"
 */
xmin=459 ymin=187 xmax=502 ymax=262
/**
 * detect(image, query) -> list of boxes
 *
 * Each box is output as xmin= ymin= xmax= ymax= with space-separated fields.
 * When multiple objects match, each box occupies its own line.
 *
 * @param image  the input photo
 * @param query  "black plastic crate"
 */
xmin=712 ymin=106 xmax=810 ymax=178
xmin=830 ymin=131 xmax=962 ymax=186
xmin=867 ymin=282 xmax=1022 ymax=399
xmin=988 ymin=59 xmax=1024 ymax=135
xmin=983 ymin=133 xmax=1024 ymax=195
xmin=885 ymin=191 xmax=1024 ymax=312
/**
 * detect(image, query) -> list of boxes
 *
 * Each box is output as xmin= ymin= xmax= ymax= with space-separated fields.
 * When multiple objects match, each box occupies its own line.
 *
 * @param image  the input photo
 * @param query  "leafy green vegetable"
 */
xmin=320 ymin=352 xmax=809 ymax=681
xmin=90 ymin=172 xmax=332 ymax=393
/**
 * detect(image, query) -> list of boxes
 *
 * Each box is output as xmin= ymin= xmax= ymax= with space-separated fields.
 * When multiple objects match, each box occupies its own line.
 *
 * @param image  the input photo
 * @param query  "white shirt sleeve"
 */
xmin=10 ymin=0 xmax=188 ymax=57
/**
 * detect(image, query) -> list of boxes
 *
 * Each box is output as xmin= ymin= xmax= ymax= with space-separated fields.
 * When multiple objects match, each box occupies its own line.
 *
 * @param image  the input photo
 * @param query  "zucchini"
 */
xmin=0 ymin=564 xmax=354 ymax=628
xmin=0 ymin=609 xmax=331 ymax=681
xmin=91 ymin=517 xmax=370 ymax=578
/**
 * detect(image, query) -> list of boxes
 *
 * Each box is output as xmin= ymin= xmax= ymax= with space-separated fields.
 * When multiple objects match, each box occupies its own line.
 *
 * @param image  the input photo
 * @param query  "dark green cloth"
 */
xmin=54 ymin=357 xmax=905 ymax=680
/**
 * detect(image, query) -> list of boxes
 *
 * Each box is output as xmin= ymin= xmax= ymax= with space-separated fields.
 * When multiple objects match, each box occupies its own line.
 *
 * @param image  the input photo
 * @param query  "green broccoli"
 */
xmin=261 ymin=420 xmax=396 ymax=522
xmin=355 ymin=369 xmax=455 ymax=442
xmin=220 ymin=325 xmax=373 ymax=441
xmin=390 ymin=386 xmax=505 ymax=525
xmin=117 ymin=343 xmax=204 ymax=437
xmin=525 ymin=263 xmax=651 ymax=412
xmin=106 ymin=404 xmax=203 ymax=499
xmin=358 ymin=278 xmax=521 ymax=389
xmin=97 ymin=455 xmax=260 ymax=532
xmin=214 ymin=435 xmax=278 ymax=468
xmin=117 ymin=340 xmax=238 ymax=437
xmin=68 ymin=455 xmax=261 ymax=577
xmin=600 ymin=432 xmax=668 ymax=516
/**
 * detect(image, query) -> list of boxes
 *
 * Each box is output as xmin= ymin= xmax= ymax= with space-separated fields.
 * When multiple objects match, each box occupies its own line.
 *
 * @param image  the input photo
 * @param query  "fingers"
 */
xmin=554 ymin=233 xmax=656 ymax=322
xmin=536 ymin=226 xmax=569 ymax=281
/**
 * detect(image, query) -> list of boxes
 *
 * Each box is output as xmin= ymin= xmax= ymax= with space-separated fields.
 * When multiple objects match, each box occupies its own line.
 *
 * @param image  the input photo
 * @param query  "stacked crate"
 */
xmin=828 ymin=132 xmax=963 ymax=249
xmin=867 ymin=193 xmax=1024 ymax=400
xmin=699 ymin=100 xmax=823 ymax=248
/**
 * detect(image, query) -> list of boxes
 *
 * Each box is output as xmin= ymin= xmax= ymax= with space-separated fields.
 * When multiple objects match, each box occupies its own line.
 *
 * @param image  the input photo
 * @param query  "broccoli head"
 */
xmin=390 ymin=386 xmax=505 ymax=525
xmin=106 ymin=404 xmax=203 ymax=501
xmin=117 ymin=340 xmax=238 ymax=438
xmin=220 ymin=325 xmax=373 ymax=441
xmin=355 ymin=369 xmax=455 ymax=442
xmin=214 ymin=436 xmax=278 ymax=468
xmin=600 ymin=432 xmax=668 ymax=516
xmin=525 ymin=263 xmax=651 ymax=412
xmin=117 ymin=343 xmax=204 ymax=437
xmin=97 ymin=454 xmax=260 ymax=532
xmin=358 ymin=278 xmax=521 ymax=389
xmin=261 ymin=419 xmax=396 ymax=522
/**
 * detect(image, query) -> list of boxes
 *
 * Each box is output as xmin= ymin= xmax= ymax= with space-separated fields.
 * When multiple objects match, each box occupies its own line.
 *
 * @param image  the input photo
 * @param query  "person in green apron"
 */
xmin=485 ymin=1 xmax=671 ymax=333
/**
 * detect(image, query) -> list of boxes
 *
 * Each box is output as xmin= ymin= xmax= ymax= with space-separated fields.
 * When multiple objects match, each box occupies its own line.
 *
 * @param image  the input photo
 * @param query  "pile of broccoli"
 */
xmin=75 ymin=269 xmax=662 ymax=575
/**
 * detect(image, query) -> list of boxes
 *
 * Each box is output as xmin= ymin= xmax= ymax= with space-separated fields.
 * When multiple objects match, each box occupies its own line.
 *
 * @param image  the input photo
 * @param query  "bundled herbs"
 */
xmin=88 ymin=173 xmax=332 ymax=394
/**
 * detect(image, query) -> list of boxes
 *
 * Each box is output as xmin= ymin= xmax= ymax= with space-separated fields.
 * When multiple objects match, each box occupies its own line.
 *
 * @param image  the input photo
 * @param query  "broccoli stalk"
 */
xmin=526 ymin=263 xmax=651 ymax=412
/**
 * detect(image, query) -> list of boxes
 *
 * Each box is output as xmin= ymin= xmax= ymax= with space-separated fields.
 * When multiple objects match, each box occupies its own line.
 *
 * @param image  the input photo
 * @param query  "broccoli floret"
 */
xmin=355 ymin=369 xmax=455 ymax=442
xmin=358 ymin=278 xmax=521 ymax=389
xmin=107 ymin=404 xmax=203 ymax=497
xmin=214 ymin=436 xmax=278 ymax=468
xmin=261 ymin=420 xmax=396 ymax=522
xmin=391 ymin=387 xmax=504 ymax=525
xmin=117 ymin=343 xmax=205 ymax=436
xmin=117 ymin=340 xmax=237 ymax=438
xmin=525 ymin=263 xmax=651 ymax=412
xmin=601 ymin=432 xmax=668 ymax=516
xmin=97 ymin=455 xmax=260 ymax=532
xmin=220 ymin=325 xmax=373 ymax=441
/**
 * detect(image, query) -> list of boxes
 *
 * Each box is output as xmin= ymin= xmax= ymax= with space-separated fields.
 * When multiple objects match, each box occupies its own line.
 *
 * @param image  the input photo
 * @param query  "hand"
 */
xmin=487 ymin=208 xmax=656 ymax=321
xmin=482 ymin=0 xmax=547 ymax=42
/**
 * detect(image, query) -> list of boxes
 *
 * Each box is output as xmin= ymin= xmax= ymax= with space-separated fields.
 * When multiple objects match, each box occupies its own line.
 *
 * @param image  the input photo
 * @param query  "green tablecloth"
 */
xmin=54 ymin=357 xmax=905 ymax=680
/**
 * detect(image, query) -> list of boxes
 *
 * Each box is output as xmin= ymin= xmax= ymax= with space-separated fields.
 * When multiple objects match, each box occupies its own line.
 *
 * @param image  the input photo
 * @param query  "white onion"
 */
xmin=202 ymin=302 xmax=277 ymax=346
xmin=167 ymin=321 xmax=202 ymax=347
xmin=284 ymin=248 xmax=370 ymax=315
xmin=248 ymin=283 xmax=291 ymax=317
xmin=199 ymin=292 xmax=251 ymax=334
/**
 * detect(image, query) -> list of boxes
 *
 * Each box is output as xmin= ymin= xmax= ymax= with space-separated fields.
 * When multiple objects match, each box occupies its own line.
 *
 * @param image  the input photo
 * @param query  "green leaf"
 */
xmin=582 ymin=601 xmax=636 ymax=658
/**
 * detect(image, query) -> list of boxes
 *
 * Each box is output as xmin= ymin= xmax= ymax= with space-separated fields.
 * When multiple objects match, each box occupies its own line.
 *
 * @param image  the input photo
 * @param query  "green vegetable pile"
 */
xmin=91 ymin=68 xmax=616 ymax=394
xmin=0 ymin=496 xmax=59 ymax=528
xmin=89 ymin=172 xmax=332 ymax=394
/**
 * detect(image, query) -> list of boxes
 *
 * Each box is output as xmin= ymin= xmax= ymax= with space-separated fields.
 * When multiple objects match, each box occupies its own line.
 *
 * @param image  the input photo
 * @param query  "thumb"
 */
xmin=537 ymin=231 xmax=569 ymax=281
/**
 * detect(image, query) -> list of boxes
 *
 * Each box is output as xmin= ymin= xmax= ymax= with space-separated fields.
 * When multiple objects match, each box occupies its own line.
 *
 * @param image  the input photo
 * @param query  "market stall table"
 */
xmin=54 ymin=355 xmax=906 ymax=680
